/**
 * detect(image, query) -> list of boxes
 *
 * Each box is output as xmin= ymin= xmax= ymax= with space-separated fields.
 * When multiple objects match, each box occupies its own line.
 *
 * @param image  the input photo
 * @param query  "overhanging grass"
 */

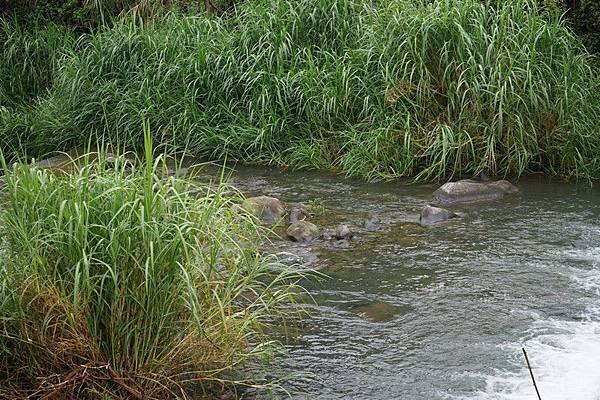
xmin=1 ymin=0 xmax=599 ymax=181
xmin=0 ymin=131 xmax=307 ymax=398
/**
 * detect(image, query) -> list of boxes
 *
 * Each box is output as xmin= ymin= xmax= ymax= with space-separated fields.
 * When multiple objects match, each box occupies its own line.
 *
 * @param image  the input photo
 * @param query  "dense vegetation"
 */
xmin=0 ymin=0 xmax=232 ymax=27
xmin=0 ymin=134 xmax=305 ymax=398
xmin=0 ymin=0 xmax=598 ymax=397
xmin=1 ymin=0 xmax=598 ymax=181
xmin=0 ymin=19 xmax=75 ymax=107
xmin=567 ymin=0 xmax=600 ymax=54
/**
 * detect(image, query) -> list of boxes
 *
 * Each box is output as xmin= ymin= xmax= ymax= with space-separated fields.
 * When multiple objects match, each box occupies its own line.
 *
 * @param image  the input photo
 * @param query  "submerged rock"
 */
xmin=419 ymin=205 xmax=459 ymax=227
xmin=321 ymin=229 xmax=334 ymax=240
xmin=277 ymin=246 xmax=319 ymax=265
xmin=433 ymin=179 xmax=518 ymax=204
xmin=349 ymin=301 xmax=402 ymax=323
xmin=318 ymin=224 xmax=353 ymax=242
xmin=334 ymin=239 xmax=350 ymax=249
xmin=242 ymin=196 xmax=285 ymax=225
xmin=362 ymin=215 xmax=382 ymax=232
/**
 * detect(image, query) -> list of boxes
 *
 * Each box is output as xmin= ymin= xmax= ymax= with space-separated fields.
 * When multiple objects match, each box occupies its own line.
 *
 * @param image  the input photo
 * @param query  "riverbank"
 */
xmin=0 ymin=141 xmax=308 ymax=399
xmin=2 ymin=0 xmax=599 ymax=182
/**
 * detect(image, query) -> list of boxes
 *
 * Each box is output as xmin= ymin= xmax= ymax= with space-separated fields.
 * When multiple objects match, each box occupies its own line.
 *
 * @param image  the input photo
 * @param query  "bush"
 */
xmin=0 ymin=0 xmax=85 ymax=27
xmin=569 ymin=0 xmax=600 ymax=54
xmin=0 ymin=132 xmax=306 ymax=398
xmin=1 ymin=0 xmax=599 ymax=181
xmin=0 ymin=0 xmax=226 ymax=28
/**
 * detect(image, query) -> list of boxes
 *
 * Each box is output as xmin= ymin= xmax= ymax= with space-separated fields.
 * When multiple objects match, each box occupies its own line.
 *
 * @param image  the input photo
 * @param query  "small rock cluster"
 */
xmin=241 ymin=197 xmax=355 ymax=245
xmin=242 ymin=177 xmax=519 ymax=246
xmin=242 ymin=179 xmax=519 ymax=247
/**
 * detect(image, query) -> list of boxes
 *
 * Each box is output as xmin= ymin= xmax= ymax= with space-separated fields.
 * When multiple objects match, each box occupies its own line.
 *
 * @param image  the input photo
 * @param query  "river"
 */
xmin=207 ymin=165 xmax=600 ymax=400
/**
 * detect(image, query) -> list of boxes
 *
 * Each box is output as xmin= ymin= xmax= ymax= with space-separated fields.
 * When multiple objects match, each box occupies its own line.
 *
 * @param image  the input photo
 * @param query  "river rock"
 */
xmin=334 ymin=224 xmax=353 ymax=240
xmin=33 ymin=154 xmax=72 ymax=170
xmin=320 ymin=229 xmax=334 ymax=240
xmin=286 ymin=220 xmax=319 ymax=243
xmin=279 ymin=246 xmax=319 ymax=265
xmin=362 ymin=215 xmax=381 ymax=232
xmin=419 ymin=205 xmax=459 ymax=227
xmin=105 ymin=153 xmax=135 ymax=172
xmin=350 ymin=301 xmax=400 ymax=322
xmin=433 ymin=179 xmax=518 ymax=204
xmin=334 ymin=239 xmax=351 ymax=249
xmin=242 ymin=196 xmax=285 ymax=225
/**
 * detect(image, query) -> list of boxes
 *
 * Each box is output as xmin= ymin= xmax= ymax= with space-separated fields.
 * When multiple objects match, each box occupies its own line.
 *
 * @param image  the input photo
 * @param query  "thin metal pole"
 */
xmin=522 ymin=347 xmax=542 ymax=400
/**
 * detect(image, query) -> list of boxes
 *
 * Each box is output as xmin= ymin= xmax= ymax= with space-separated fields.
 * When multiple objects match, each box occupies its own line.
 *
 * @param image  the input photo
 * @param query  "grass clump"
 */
xmin=304 ymin=199 xmax=326 ymax=217
xmin=0 ymin=19 xmax=76 ymax=108
xmin=0 ymin=133 xmax=306 ymax=398
xmin=1 ymin=0 xmax=599 ymax=181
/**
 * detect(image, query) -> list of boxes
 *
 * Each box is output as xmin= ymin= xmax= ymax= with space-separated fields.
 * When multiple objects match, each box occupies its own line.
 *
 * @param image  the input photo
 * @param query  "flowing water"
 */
xmin=205 ymin=165 xmax=600 ymax=400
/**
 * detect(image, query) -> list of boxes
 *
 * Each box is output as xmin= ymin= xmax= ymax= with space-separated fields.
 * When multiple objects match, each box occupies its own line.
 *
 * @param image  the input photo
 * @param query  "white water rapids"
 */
xmin=468 ymin=247 xmax=600 ymax=400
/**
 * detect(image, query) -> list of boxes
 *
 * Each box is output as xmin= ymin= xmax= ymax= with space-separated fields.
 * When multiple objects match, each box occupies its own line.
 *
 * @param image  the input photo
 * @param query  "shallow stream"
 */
xmin=207 ymin=165 xmax=600 ymax=399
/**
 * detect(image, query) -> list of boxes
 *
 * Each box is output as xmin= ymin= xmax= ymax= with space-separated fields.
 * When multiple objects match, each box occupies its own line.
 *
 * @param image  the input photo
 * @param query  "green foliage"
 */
xmin=0 ymin=19 xmax=76 ymax=107
xmin=0 ymin=0 xmax=86 ymax=27
xmin=569 ymin=0 xmax=600 ymax=54
xmin=0 ymin=0 xmax=216 ymax=28
xmin=0 ymin=133 xmax=306 ymax=398
xmin=305 ymin=199 xmax=326 ymax=216
xmin=1 ymin=0 xmax=599 ymax=181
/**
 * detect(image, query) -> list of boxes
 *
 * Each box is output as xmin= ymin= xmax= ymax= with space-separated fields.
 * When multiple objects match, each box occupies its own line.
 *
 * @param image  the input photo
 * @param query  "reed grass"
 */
xmin=1 ymin=0 xmax=598 ymax=181
xmin=0 ymin=130 xmax=307 ymax=399
xmin=0 ymin=19 xmax=76 ymax=108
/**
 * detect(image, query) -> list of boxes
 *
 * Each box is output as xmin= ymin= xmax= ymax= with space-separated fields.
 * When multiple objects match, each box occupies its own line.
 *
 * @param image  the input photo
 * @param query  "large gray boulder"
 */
xmin=242 ymin=196 xmax=285 ymax=225
xmin=286 ymin=220 xmax=319 ymax=243
xmin=433 ymin=179 xmax=518 ymax=204
xmin=420 ymin=206 xmax=459 ymax=227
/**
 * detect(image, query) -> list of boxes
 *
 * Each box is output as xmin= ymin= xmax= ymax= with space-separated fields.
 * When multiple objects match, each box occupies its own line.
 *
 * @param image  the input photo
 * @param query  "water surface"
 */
xmin=205 ymin=165 xmax=600 ymax=400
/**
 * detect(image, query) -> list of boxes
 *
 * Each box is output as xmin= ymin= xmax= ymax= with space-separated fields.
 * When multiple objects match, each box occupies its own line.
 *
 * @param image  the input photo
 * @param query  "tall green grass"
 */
xmin=2 ymin=0 xmax=232 ymax=28
xmin=0 ymin=19 xmax=76 ymax=108
xmin=1 ymin=0 xmax=599 ymax=180
xmin=0 ymin=132 xmax=306 ymax=398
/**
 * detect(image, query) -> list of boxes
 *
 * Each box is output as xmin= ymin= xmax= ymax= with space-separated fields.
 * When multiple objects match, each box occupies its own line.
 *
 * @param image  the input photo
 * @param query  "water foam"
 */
xmin=472 ymin=318 xmax=600 ymax=400
xmin=467 ymin=248 xmax=600 ymax=400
